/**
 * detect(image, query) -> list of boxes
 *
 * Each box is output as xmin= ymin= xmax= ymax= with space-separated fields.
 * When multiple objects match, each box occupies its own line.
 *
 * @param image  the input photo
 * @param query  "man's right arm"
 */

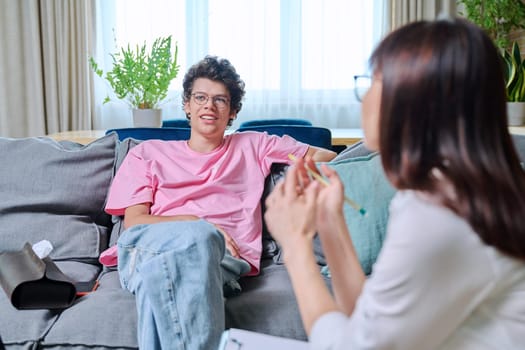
xmin=123 ymin=203 xmax=199 ymax=229
xmin=123 ymin=203 xmax=241 ymax=258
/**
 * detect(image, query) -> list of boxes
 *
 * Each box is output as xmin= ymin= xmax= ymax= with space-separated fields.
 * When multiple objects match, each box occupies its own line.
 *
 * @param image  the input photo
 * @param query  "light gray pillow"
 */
xmin=512 ymin=134 xmax=525 ymax=162
xmin=107 ymin=136 xmax=143 ymax=247
xmin=333 ymin=140 xmax=374 ymax=160
xmin=0 ymin=133 xmax=118 ymax=262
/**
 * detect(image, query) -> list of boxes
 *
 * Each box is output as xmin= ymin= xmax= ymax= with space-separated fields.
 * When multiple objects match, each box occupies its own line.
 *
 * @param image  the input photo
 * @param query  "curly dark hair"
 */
xmin=182 ymin=56 xmax=246 ymax=126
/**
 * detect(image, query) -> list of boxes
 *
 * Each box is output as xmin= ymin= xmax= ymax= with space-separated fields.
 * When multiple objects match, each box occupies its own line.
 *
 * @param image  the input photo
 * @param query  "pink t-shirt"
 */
xmin=105 ymin=131 xmax=309 ymax=275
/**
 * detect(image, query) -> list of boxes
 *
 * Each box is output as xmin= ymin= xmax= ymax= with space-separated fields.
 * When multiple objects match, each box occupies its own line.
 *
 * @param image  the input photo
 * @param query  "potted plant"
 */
xmin=503 ymin=42 xmax=525 ymax=125
xmin=90 ymin=35 xmax=179 ymax=127
xmin=456 ymin=0 xmax=525 ymax=52
xmin=457 ymin=0 xmax=525 ymax=125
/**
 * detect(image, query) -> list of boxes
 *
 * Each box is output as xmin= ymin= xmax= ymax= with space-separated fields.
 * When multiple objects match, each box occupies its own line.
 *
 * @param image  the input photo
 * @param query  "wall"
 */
xmin=509 ymin=29 xmax=525 ymax=59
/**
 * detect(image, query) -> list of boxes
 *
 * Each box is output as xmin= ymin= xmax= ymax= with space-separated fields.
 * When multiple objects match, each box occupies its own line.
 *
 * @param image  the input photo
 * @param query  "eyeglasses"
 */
xmin=191 ymin=93 xmax=230 ymax=110
xmin=353 ymin=75 xmax=371 ymax=102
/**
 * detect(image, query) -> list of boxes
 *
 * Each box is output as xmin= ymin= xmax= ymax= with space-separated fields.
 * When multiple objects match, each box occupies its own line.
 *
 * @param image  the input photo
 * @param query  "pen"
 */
xmin=288 ymin=154 xmax=367 ymax=216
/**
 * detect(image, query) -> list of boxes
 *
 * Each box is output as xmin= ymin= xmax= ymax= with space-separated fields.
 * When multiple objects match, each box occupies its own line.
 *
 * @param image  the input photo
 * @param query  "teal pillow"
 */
xmin=318 ymin=153 xmax=396 ymax=275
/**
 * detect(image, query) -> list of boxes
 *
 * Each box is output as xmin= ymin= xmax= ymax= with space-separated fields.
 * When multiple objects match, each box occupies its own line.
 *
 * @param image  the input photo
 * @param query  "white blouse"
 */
xmin=310 ymin=190 xmax=525 ymax=349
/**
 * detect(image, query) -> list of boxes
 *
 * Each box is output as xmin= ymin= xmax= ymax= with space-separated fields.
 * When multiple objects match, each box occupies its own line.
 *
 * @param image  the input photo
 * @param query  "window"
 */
xmin=94 ymin=0 xmax=385 ymax=130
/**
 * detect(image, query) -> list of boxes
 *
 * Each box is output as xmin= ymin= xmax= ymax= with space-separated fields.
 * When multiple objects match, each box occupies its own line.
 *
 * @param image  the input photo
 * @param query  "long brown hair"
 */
xmin=370 ymin=18 xmax=525 ymax=260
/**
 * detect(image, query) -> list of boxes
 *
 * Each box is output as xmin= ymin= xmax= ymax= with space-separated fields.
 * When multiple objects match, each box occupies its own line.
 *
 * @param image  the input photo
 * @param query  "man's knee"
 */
xmin=188 ymin=222 xmax=225 ymax=252
xmin=120 ymin=220 xmax=223 ymax=251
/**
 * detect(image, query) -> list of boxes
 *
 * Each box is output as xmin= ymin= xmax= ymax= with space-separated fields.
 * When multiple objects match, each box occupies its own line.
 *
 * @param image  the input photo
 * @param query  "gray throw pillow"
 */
xmin=106 ymin=136 xmax=143 ymax=247
xmin=333 ymin=140 xmax=373 ymax=160
xmin=512 ymin=134 xmax=525 ymax=162
xmin=0 ymin=133 xmax=118 ymax=262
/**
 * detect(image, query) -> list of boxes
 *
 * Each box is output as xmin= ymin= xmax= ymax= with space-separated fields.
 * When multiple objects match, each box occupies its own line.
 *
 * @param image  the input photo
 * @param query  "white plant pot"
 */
xmin=507 ymin=102 xmax=525 ymax=126
xmin=132 ymin=109 xmax=162 ymax=128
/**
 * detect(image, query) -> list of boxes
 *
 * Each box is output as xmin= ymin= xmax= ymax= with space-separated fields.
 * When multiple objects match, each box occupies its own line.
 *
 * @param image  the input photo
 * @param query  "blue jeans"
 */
xmin=117 ymin=220 xmax=251 ymax=350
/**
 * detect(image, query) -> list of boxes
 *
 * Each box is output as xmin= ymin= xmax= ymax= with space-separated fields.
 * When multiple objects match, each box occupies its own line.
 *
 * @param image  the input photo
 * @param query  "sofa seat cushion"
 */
xmin=40 ymin=271 xmax=137 ymax=349
xmin=55 ymin=261 xmax=101 ymax=284
xmin=0 ymin=134 xmax=118 ymax=262
xmin=225 ymin=260 xmax=331 ymax=341
xmin=0 ymin=290 xmax=60 ymax=350
xmin=0 ymin=261 xmax=106 ymax=349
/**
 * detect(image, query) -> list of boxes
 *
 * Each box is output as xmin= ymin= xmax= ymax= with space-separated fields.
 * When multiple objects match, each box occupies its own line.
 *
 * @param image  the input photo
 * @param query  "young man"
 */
xmin=105 ymin=56 xmax=336 ymax=349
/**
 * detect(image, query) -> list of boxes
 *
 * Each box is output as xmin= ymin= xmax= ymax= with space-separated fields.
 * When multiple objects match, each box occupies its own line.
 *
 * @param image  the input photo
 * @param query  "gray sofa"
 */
xmin=0 ymin=133 xmax=339 ymax=350
xmin=1 ymin=132 xmax=523 ymax=349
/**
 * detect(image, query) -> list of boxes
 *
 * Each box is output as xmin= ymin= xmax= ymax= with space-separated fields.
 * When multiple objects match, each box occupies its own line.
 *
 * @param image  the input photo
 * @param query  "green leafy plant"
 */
xmin=503 ymin=42 xmax=525 ymax=102
xmin=457 ymin=1 xmax=525 ymax=102
xmin=457 ymin=0 xmax=525 ymax=52
xmin=90 ymin=36 xmax=179 ymax=109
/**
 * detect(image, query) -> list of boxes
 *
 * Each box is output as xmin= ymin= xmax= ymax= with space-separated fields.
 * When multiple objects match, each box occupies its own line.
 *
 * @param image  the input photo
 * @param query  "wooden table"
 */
xmin=329 ymin=128 xmax=364 ymax=146
xmin=509 ymin=126 xmax=525 ymax=136
xmin=47 ymin=128 xmax=365 ymax=146
xmin=46 ymin=130 xmax=106 ymax=144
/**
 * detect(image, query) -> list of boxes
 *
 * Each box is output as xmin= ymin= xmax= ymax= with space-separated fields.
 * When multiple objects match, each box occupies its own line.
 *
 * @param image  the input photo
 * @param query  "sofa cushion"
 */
xmin=261 ymin=151 xmax=394 ymax=275
xmin=225 ymin=260 xmax=319 ymax=341
xmin=322 ymin=153 xmax=396 ymax=275
xmin=107 ymin=137 xmax=142 ymax=248
xmin=40 ymin=271 xmax=138 ymax=349
xmin=0 ymin=134 xmax=117 ymax=262
xmin=512 ymin=134 xmax=525 ymax=162
xmin=333 ymin=140 xmax=373 ymax=160
xmin=0 ymin=289 xmax=60 ymax=349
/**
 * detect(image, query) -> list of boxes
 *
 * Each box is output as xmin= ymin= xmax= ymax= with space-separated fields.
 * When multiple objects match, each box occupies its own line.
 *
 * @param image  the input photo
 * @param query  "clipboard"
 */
xmin=218 ymin=328 xmax=309 ymax=350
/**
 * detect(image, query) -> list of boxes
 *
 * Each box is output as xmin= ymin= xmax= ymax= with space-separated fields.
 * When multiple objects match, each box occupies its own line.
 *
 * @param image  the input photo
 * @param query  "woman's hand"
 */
xmin=308 ymin=160 xmax=346 ymax=233
xmin=123 ymin=204 xmax=241 ymax=258
xmin=264 ymin=160 xmax=319 ymax=250
xmin=265 ymin=158 xmax=341 ymax=334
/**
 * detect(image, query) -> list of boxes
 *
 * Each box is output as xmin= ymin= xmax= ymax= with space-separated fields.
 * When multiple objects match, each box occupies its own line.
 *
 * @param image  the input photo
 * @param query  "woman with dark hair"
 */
xmin=264 ymin=18 xmax=525 ymax=349
xmin=104 ymin=55 xmax=336 ymax=349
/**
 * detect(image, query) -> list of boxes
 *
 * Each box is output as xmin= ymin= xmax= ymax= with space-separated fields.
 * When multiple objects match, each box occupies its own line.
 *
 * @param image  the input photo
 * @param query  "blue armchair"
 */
xmin=161 ymin=119 xmax=190 ymax=128
xmin=105 ymin=127 xmax=191 ymax=141
xmin=236 ymin=125 xmax=332 ymax=150
xmin=238 ymin=118 xmax=312 ymax=128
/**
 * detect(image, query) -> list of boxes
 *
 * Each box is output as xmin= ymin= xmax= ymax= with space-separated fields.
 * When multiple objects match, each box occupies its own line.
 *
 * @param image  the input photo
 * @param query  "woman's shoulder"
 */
xmin=387 ymin=190 xmax=478 ymax=251
xmin=390 ymin=190 xmax=453 ymax=220
xmin=388 ymin=190 xmax=525 ymax=274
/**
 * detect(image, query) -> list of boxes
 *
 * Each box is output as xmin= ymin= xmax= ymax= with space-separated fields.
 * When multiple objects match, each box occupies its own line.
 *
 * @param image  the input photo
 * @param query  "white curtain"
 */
xmin=387 ymin=0 xmax=456 ymax=31
xmin=93 ymin=0 xmax=388 ymax=130
xmin=0 ymin=0 xmax=45 ymax=137
xmin=0 ymin=0 xmax=95 ymax=138
xmin=0 ymin=0 xmax=459 ymax=138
